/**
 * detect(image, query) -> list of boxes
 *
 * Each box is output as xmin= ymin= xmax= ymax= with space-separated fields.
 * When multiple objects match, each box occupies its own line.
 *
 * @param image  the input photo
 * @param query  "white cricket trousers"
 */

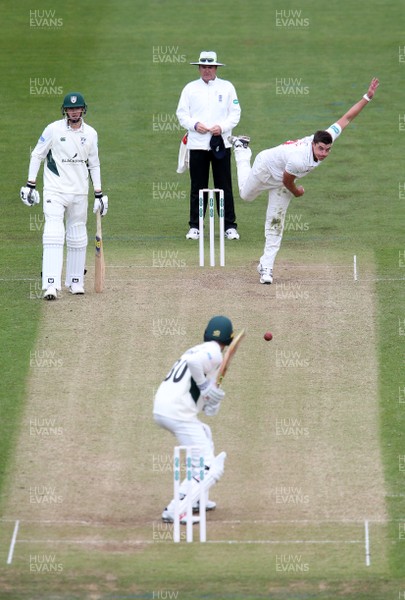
xmin=234 ymin=147 xmax=294 ymax=269
xmin=154 ymin=414 xmax=216 ymax=507
xmin=153 ymin=414 xmax=215 ymax=470
xmin=42 ymin=192 xmax=88 ymax=290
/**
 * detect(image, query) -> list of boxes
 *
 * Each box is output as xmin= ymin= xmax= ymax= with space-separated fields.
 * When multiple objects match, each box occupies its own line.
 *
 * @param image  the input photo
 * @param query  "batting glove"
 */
xmin=93 ymin=192 xmax=108 ymax=216
xmin=203 ymin=385 xmax=225 ymax=416
xmin=20 ymin=182 xmax=40 ymax=206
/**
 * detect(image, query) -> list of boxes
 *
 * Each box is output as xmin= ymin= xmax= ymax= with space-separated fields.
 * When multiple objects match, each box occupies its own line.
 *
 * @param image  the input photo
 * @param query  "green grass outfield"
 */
xmin=0 ymin=1 xmax=404 ymax=598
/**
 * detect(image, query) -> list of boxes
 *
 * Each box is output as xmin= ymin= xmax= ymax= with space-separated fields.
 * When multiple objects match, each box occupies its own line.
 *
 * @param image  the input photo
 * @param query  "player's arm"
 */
xmin=282 ymin=171 xmax=305 ymax=197
xmin=88 ymin=133 xmax=108 ymax=216
xmin=186 ymin=347 xmax=225 ymax=409
xmin=336 ymin=77 xmax=379 ymax=132
xmin=27 ymin=125 xmax=53 ymax=183
xmin=20 ymin=125 xmax=53 ymax=206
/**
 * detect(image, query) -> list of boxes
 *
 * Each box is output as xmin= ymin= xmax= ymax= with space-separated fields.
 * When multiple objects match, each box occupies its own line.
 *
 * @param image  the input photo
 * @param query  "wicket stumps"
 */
xmin=173 ymin=445 xmax=206 ymax=543
xmin=198 ymin=188 xmax=225 ymax=267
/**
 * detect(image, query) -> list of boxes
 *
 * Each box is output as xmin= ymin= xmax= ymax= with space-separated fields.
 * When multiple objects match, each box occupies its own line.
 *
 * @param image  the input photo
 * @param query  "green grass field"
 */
xmin=0 ymin=1 xmax=404 ymax=598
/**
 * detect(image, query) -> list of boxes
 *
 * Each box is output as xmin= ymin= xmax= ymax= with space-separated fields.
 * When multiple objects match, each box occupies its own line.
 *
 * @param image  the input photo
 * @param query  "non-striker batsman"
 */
xmin=20 ymin=92 xmax=108 ymax=300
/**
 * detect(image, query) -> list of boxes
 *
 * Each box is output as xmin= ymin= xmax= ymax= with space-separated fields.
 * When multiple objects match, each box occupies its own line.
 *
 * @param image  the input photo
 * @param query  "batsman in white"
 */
xmin=20 ymin=92 xmax=108 ymax=300
xmin=153 ymin=315 xmax=233 ymax=522
xmin=229 ymin=77 xmax=379 ymax=284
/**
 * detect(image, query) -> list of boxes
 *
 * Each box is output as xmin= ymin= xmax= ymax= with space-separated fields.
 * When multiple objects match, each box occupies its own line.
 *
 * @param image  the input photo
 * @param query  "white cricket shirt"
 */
xmin=153 ymin=341 xmax=223 ymax=421
xmin=176 ymin=76 xmax=241 ymax=150
xmin=28 ymin=118 xmax=101 ymax=195
xmin=259 ymin=123 xmax=342 ymax=182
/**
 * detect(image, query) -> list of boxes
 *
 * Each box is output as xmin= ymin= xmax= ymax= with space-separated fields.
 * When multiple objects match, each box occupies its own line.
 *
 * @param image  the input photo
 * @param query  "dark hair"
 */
xmin=313 ymin=130 xmax=333 ymax=145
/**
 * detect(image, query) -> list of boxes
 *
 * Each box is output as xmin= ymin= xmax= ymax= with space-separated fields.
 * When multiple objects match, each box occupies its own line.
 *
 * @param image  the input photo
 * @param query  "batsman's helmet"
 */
xmin=61 ymin=92 xmax=87 ymax=116
xmin=204 ymin=316 xmax=234 ymax=346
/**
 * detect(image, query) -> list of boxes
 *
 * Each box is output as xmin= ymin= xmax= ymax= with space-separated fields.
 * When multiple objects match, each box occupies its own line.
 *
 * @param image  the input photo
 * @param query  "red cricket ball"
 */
xmin=264 ymin=331 xmax=273 ymax=341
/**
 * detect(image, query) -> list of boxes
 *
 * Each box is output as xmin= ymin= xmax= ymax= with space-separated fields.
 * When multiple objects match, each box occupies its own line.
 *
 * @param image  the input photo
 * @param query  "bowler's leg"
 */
xmin=260 ymin=186 xmax=293 ymax=272
xmin=233 ymin=147 xmax=269 ymax=202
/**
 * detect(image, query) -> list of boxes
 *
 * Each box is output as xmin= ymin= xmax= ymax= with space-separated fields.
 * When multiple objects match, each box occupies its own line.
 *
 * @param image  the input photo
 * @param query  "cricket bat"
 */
xmin=216 ymin=328 xmax=245 ymax=387
xmin=94 ymin=209 xmax=105 ymax=293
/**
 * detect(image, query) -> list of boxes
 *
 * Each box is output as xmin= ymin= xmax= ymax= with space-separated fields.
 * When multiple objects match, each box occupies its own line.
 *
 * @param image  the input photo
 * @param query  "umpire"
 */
xmin=176 ymin=51 xmax=241 ymax=241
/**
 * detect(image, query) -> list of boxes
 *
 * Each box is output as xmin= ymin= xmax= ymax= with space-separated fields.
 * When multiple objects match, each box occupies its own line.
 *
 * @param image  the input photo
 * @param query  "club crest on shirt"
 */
xmin=218 ymin=95 xmax=223 ymax=102
xmin=80 ymin=137 xmax=86 ymax=145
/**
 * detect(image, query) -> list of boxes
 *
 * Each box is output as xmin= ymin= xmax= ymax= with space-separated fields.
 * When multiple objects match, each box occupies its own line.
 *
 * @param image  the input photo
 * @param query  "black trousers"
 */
xmin=188 ymin=149 xmax=237 ymax=231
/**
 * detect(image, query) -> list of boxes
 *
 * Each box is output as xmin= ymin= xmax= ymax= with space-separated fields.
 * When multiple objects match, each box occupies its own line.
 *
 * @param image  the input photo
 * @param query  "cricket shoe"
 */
xmin=186 ymin=228 xmax=199 ymax=240
xmin=69 ymin=283 xmax=84 ymax=295
xmin=43 ymin=286 xmax=57 ymax=301
xmin=161 ymin=508 xmax=175 ymax=523
xmin=225 ymin=228 xmax=240 ymax=240
xmin=228 ymin=135 xmax=250 ymax=149
xmin=192 ymin=499 xmax=216 ymax=514
xmin=257 ymin=264 xmax=273 ymax=284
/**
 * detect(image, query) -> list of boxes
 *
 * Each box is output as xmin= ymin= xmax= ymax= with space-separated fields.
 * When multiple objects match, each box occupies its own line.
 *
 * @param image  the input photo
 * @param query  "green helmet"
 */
xmin=204 ymin=316 xmax=234 ymax=346
xmin=61 ymin=92 xmax=87 ymax=116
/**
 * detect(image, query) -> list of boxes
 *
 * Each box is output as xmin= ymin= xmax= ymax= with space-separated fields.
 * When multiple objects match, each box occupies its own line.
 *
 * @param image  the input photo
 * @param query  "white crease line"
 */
xmin=365 ymin=519 xmax=371 ymax=567
xmin=15 ymin=538 xmax=363 ymax=545
xmin=6 ymin=520 xmax=19 ymax=565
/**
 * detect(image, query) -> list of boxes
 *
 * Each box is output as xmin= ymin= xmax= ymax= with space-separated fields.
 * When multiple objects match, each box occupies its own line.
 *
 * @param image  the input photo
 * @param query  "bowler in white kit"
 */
xmin=229 ymin=77 xmax=379 ymax=284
